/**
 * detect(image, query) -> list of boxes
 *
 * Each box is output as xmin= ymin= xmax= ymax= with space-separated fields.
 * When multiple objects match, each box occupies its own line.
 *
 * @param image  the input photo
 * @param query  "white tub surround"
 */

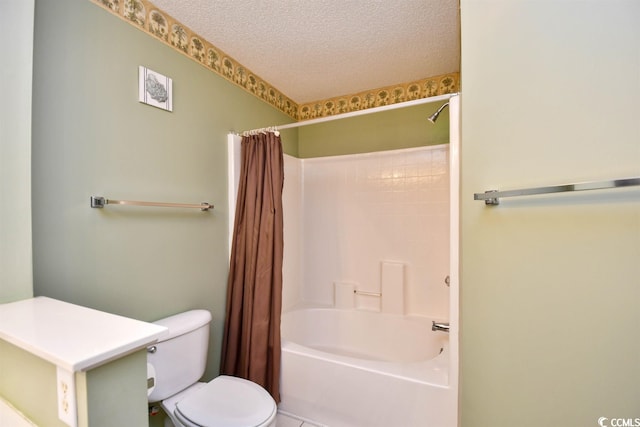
xmin=295 ymin=145 xmax=450 ymax=317
xmin=0 ymin=297 xmax=167 ymax=427
xmin=333 ymin=282 xmax=356 ymax=309
xmin=380 ymin=261 xmax=405 ymax=314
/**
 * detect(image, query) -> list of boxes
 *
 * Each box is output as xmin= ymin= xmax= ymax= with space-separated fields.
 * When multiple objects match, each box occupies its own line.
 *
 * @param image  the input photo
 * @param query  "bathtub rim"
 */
xmin=280 ymin=306 xmax=450 ymax=388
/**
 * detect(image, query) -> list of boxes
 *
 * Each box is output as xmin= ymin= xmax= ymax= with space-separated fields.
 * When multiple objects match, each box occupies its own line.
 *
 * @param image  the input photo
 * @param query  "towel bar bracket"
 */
xmin=482 ymin=190 xmax=500 ymax=205
xmin=91 ymin=196 xmax=106 ymax=208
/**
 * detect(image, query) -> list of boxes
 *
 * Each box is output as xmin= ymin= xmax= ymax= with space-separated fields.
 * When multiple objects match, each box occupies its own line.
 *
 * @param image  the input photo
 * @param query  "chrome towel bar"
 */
xmin=90 ymin=196 xmax=214 ymax=211
xmin=474 ymin=177 xmax=640 ymax=205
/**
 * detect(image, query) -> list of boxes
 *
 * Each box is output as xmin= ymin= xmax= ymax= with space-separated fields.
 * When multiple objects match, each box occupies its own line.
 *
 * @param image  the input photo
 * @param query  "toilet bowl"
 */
xmin=164 ymin=376 xmax=276 ymax=427
xmin=147 ymin=310 xmax=277 ymax=427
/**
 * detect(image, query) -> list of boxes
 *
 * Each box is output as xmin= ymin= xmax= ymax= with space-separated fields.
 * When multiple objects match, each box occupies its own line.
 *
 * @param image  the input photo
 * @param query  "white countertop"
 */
xmin=0 ymin=297 xmax=167 ymax=372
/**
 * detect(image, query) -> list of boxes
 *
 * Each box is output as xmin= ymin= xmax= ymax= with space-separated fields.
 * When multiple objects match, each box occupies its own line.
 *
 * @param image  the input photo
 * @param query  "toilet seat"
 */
xmin=174 ymin=375 xmax=276 ymax=427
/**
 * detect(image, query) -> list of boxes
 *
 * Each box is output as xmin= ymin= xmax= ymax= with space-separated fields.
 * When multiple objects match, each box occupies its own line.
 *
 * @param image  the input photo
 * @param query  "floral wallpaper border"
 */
xmin=91 ymin=0 xmax=459 ymax=121
xmin=297 ymin=73 xmax=458 ymax=120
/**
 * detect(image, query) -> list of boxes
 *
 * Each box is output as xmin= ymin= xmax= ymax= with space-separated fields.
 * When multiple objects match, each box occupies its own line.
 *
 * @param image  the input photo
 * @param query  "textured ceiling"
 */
xmin=149 ymin=0 xmax=460 ymax=104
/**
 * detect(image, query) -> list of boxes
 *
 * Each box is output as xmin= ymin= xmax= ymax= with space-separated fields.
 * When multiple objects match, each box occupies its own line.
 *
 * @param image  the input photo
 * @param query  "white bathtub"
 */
xmin=279 ymin=308 xmax=456 ymax=427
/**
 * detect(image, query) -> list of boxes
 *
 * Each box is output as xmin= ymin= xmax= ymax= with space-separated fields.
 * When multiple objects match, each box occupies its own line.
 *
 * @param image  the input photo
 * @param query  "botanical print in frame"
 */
xmin=139 ymin=66 xmax=173 ymax=111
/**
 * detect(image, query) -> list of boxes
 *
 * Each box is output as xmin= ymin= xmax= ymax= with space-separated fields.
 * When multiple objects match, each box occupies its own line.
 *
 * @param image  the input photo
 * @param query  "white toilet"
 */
xmin=147 ymin=310 xmax=277 ymax=427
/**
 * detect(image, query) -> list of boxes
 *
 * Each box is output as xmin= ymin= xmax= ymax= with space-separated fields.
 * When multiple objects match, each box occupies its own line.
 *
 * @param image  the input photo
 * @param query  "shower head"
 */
xmin=427 ymin=102 xmax=450 ymax=124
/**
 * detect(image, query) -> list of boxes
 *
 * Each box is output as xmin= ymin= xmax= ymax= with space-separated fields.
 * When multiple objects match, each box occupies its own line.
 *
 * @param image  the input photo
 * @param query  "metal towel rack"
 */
xmin=90 ymin=196 xmax=214 ymax=211
xmin=474 ymin=177 xmax=640 ymax=205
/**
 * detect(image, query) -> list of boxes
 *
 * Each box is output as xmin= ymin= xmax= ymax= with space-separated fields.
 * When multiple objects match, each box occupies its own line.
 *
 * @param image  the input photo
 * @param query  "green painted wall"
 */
xmin=31 ymin=0 xmax=296 ymax=386
xmin=0 ymin=0 xmax=34 ymax=303
xmin=298 ymin=101 xmax=449 ymax=158
xmin=79 ymin=350 xmax=149 ymax=426
xmin=460 ymin=1 xmax=640 ymax=426
xmin=0 ymin=340 xmax=148 ymax=427
xmin=0 ymin=340 xmax=64 ymax=426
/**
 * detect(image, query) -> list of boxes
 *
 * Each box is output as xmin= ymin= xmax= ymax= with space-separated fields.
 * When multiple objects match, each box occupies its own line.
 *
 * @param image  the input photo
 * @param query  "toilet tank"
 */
xmin=147 ymin=309 xmax=212 ymax=402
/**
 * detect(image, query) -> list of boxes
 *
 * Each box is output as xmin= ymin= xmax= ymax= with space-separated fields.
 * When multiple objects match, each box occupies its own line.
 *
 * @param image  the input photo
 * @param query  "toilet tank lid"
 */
xmin=152 ymin=310 xmax=212 ymax=341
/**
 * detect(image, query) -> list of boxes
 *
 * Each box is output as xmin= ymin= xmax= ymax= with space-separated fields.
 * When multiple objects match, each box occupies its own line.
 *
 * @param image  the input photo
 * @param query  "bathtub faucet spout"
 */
xmin=432 ymin=321 xmax=450 ymax=333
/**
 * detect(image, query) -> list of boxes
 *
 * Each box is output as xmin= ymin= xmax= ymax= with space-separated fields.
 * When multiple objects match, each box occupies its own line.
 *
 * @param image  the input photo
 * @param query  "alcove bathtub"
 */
xmin=279 ymin=307 xmax=454 ymax=427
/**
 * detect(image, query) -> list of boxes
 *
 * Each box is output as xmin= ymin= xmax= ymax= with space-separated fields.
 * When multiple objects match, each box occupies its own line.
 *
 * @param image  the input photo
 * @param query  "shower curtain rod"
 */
xmin=238 ymin=93 xmax=457 ymax=135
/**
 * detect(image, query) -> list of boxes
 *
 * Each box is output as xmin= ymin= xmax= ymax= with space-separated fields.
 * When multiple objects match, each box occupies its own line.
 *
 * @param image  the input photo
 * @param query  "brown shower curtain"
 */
xmin=220 ymin=131 xmax=284 ymax=402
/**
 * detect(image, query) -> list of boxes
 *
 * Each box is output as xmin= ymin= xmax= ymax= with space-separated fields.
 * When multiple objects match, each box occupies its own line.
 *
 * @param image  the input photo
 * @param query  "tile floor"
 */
xmin=276 ymin=411 xmax=324 ymax=427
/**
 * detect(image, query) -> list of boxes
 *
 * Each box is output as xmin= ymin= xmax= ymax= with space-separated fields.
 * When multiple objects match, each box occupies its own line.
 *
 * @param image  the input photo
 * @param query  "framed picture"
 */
xmin=138 ymin=66 xmax=173 ymax=111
